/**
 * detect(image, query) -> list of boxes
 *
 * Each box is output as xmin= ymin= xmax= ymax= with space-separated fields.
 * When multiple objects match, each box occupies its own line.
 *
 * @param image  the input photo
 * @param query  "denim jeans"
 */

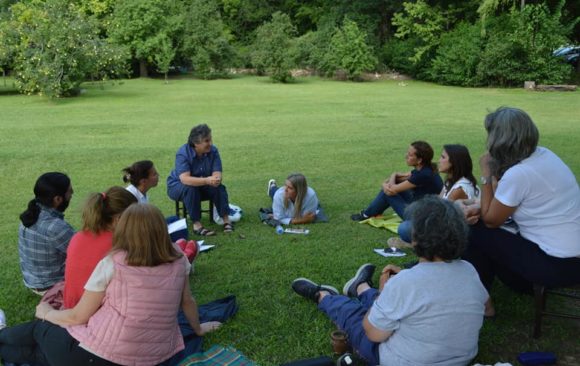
xmin=318 ymin=289 xmax=380 ymax=365
xmin=397 ymin=220 xmax=413 ymax=243
xmin=166 ymin=178 xmax=229 ymax=222
xmin=363 ymin=190 xmax=413 ymax=219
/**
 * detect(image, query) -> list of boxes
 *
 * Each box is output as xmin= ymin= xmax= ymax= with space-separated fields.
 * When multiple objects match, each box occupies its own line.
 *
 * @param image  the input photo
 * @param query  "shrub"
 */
xmin=429 ymin=22 xmax=483 ymax=86
xmin=252 ymin=12 xmax=296 ymax=83
xmin=476 ymin=2 xmax=573 ymax=86
xmin=7 ymin=0 xmax=128 ymax=97
xmin=323 ymin=18 xmax=377 ymax=80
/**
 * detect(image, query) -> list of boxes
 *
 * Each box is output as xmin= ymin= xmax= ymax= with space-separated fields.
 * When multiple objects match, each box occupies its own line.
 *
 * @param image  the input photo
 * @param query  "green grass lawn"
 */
xmin=0 ymin=75 xmax=579 ymax=365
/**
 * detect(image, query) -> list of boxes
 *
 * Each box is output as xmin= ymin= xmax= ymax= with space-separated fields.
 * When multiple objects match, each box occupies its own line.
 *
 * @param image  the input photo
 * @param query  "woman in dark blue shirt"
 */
xmin=167 ymin=124 xmax=232 ymax=236
xmin=351 ymin=141 xmax=443 ymax=221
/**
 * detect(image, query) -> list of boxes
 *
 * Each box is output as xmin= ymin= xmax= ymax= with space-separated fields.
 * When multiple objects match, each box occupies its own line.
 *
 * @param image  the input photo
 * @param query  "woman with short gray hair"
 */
xmin=463 ymin=107 xmax=580 ymax=317
xmin=167 ymin=124 xmax=233 ymax=236
xmin=291 ymin=196 xmax=488 ymax=366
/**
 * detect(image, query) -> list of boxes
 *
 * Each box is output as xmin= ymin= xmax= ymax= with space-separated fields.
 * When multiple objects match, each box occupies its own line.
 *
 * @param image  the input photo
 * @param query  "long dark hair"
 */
xmin=20 ymin=172 xmax=71 ymax=227
xmin=442 ymin=144 xmax=479 ymax=196
xmin=411 ymin=141 xmax=437 ymax=173
xmin=122 ymin=160 xmax=154 ymax=187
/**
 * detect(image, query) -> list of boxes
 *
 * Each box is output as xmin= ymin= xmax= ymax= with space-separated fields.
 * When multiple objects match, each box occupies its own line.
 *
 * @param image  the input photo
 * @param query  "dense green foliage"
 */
xmin=252 ymin=12 xmax=296 ymax=82
xmin=0 ymin=76 xmax=579 ymax=364
xmin=0 ymin=0 xmax=579 ymax=94
xmin=0 ymin=0 xmax=127 ymax=97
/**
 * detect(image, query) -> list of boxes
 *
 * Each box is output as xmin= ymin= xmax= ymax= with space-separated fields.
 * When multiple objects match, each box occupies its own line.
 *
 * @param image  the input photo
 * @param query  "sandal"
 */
xmin=193 ymin=227 xmax=215 ymax=237
xmin=223 ymin=223 xmax=234 ymax=233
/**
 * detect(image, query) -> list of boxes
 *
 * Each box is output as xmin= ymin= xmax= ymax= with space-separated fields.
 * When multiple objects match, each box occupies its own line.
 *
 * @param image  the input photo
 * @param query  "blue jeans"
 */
xmin=318 ymin=289 xmax=380 ymax=365
xmin=397 ymin=220 xmax=412 ymax=242
xmin=166 ymin=178 xmax=229 ymax=222
xmin=363 ymin=190 xmax=413 ymax=219
xmin=268 ymin=184 xmax=278 ymax=199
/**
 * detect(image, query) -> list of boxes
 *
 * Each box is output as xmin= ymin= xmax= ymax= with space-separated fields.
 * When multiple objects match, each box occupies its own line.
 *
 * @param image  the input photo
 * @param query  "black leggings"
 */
xmin=0 ymin=320 xmax=119 ymax=366
xmin=463 ymin=222 xmax=580 ymax=293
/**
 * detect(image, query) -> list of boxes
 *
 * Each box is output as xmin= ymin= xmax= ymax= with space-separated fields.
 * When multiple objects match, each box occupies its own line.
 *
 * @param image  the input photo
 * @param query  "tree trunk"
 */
xmin=521 ymin=0 xmax=525 ymax=11
xmin=139 ymin=59 xmax=148 ymax=78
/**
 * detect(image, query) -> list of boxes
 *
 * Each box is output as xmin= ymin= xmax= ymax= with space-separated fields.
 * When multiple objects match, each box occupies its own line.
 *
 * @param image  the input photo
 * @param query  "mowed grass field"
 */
xmin=0 ymin=75 xmax=579 ymax=365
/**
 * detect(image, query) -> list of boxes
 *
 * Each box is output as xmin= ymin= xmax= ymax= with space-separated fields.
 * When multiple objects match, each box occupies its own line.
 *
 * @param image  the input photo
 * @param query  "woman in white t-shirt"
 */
xmin=393 ymin=144 xmax=479 ymax=245
xmin=462 ymin=107 xmax=580 ymax=317
xmin=122 ymin=160 xmax=159 ymax=203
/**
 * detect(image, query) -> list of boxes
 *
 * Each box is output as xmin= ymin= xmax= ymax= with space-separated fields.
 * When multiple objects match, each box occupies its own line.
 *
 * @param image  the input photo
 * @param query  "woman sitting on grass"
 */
xmin=391 ymin=144 xmax=479 ymax=247
xmin=351 ymin=140 xmax=443 ymax=222
xmin=62 ymin=186 xmax=137 ymax=309
xmin=0 ymin=204 xmax=220 ymax=366
xmin=122 ymin=160 xmax=159 ymax=203
xmin=266 ymin=173 xmax=320 ymax=225
xmin=462 ymin=107 xmax=580 ymax=318
xmin=292 ymin=196 xmax=488 ymax=366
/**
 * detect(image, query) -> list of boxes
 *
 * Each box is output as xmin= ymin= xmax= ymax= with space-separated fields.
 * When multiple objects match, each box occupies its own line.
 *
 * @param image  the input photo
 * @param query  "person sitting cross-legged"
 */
xmin=292 ymin=196 xmax=488 ymax=366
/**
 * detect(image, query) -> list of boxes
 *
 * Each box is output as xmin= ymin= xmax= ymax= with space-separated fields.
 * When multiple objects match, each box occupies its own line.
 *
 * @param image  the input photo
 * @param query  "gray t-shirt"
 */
xmin=368 ymin=260 xmax=488 ymax=366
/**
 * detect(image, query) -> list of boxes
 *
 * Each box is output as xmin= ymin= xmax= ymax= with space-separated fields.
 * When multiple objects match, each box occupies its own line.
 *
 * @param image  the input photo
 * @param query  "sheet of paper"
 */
xmin=374 ymin=248 xmax=406 ymax=258
xmin=167 ymin=218 xmax=187 ymax=234
xmin=197 ymin=240 xmax=215 ymax=252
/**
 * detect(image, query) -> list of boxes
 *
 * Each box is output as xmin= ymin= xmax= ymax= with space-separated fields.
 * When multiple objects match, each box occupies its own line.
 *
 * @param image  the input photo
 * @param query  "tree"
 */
xmin=6 ymin=0 xmax=128 ymax=97
xmin=109 ymin=0 xmax=183 ymax=77
xmin=252 ymin=12 xmax=296 ymax=82
xmin=392 ymin=0 xmax=447 ymax=64
xmin=323 ymin=18 xmax=377 ymax=80
xmin=154 ymin=35 xmax=175 ymax=83
xmin=183 ymin=0 xmax=234 ymax=79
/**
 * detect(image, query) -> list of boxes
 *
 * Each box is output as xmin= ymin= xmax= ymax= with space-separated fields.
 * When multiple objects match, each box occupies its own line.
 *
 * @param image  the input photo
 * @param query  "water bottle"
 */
xmin=275 ymin=224 xmax=284 ymax=235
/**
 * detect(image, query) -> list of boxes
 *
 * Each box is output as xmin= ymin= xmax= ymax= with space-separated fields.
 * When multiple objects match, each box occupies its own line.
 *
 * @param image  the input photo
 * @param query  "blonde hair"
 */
xmin=284 ymin=173 xmax=308 ymax=218
xmin=82 ymin=186 xmax=137 ymax=234
xmin=112 ymin=203 xmax=181 ymax=266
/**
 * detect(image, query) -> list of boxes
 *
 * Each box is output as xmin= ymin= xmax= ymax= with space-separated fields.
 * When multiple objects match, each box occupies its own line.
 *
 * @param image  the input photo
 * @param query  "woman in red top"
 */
xmin=63 ymin=186 xmax=137 ymax=308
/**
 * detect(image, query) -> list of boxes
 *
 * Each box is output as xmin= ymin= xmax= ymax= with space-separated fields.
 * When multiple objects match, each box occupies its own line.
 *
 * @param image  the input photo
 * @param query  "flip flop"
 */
xmin=223 ymin=223 xmax=234 ymax=233
xmin=193 ymin=227 xmax=215 ymax=237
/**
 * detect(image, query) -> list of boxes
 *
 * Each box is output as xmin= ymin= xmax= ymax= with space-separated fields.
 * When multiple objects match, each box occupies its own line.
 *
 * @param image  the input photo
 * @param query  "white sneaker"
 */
xmin=267 ymin=179 xmax=277 ymax=196
xmin=0 ymin=309 xmax=6 ymax=329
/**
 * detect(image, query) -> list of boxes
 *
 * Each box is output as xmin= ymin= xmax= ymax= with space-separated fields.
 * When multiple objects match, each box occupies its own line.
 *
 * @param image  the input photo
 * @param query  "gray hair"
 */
xmin=484 ymin=107 xmax=539 ymax=177
xmin=406 ymin=195 xmax=468 ymax=261
xmin=188 ymin=124 xmax=212 ymax=146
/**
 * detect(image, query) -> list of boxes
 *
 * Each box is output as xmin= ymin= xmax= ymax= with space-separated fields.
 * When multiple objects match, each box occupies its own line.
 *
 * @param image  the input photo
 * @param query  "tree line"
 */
xmin=0 ymin=0 xmax=578 ymax=97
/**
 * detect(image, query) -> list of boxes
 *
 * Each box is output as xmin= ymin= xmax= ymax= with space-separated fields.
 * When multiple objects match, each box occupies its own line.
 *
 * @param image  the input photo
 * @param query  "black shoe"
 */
xmin=343 ymin=263 xmax=376 ymax=297
xmin=292 ymin=278 xmax=339 ymax=302
xmin=350 ymin=211 xmax=368 ymax=221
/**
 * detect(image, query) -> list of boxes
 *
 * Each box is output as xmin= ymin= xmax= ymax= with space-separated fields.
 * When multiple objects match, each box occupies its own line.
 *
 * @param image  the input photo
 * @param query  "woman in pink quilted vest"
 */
xmin=0 ymin=203 xmax=220 ymax=366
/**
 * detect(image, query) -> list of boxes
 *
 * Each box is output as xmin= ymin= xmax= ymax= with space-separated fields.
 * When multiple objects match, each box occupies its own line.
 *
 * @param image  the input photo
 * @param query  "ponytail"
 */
xmin=20 ymin=199 xmax=41 ymax=227
xmin=122 ymin=160 xmax=154 ymax=187
xmin=20 ymin=172 xmax=70 ymax=227
xmin=82 ymin=186 xmax=137 ymax=233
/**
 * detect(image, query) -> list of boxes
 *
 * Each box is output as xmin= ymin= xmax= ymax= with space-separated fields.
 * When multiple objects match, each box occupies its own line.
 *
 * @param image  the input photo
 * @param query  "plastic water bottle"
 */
xmin=275 ymin=225 xmax=284 ymax=235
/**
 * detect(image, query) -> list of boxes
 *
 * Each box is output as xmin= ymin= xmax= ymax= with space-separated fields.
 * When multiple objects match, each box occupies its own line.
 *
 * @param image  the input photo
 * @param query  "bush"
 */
xmin=7 ymin=0 xmax=128 ymax=97
xmin=252 ymin=12 xmax=296 ymax=83
xmin=183 ymin=0 xmax=235 ymax=79
xmin=323 ymin=18 xmax=377 ymax=80
xmin=476 ymin=3 xmax=573 ymax=86
xmin=429 ymin=22 xmax=483 ymax=86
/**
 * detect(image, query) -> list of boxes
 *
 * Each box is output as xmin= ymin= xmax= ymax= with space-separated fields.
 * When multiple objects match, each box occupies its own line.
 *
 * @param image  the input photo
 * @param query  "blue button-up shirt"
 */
xmin=18 ymin=205 xmax=75 ymax=289
xmin=168 ymin=144 xmax=223 ymax=184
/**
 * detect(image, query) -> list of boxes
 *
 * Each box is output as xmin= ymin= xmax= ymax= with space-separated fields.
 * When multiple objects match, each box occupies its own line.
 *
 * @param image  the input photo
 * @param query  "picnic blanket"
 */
xmin=159 ymin=295 xmax=239 ymax=366
xmin=359 ymin=213 xmax=402 ymax=234
xmin=177 ymin=345 xmax=255 ymax=366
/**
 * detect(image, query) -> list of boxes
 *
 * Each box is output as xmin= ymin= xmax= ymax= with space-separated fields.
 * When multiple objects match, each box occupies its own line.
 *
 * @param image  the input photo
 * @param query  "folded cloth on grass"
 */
xmin=159 ymin=295 xmax=239 ymax=366
xmin=359 ymin=213 xmax=402 ymax=234
xmin=177 ymin=345 xmax=254 ymax=366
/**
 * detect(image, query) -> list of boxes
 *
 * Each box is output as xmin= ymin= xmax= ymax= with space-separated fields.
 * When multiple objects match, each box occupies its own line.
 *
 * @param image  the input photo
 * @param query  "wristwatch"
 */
xmin=480 ymin=176 xmax=491 ymax=185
